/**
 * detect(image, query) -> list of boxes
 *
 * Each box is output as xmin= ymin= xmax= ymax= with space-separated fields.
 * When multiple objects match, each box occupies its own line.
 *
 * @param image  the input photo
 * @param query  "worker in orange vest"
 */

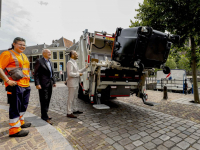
xmin=0 ymin=37 xmax=31 ymax=137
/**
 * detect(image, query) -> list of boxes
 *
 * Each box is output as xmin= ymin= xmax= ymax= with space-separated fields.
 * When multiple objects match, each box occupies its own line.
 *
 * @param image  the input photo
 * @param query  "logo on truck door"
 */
xmin=166 ymin=73 xmax=172 ymax=80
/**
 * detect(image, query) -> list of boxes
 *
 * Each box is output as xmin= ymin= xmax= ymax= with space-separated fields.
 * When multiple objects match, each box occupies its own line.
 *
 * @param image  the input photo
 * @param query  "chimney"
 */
xmin=73 ymin=39 xmax=75 ymax=44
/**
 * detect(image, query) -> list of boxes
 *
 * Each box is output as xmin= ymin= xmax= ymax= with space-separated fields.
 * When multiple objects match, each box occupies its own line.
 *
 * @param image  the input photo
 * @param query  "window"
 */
xmin=53 ymin=52 xmax=57 ymax=59
xmin=53 ymin=62 xmax=57 ymax=71
xmin=59 ymin=62 xmax=63 ymax=71
xmin=59 ymin=52 xmax=63 ymax=59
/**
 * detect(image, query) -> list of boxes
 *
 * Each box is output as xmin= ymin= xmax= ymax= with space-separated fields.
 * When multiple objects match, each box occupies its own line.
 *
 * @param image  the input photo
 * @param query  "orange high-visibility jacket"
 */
xmin=0 ymin=50 xmax=30 ymax=87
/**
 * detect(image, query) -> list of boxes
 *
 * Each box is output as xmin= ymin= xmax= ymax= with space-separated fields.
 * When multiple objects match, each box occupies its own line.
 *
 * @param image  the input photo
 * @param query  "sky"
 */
xmin=0 ymin=0 xmax=144 ymax=50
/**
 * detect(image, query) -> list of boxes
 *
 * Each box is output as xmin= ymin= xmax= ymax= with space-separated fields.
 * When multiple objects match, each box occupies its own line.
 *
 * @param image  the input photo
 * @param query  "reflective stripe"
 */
xmin=9 ymin=117 xmax=19 ymax=123
xmin=20 ymin=112 xmax=25 ymax=116
xmin=9 ymin=120 xmax=21 ymax=129
xmin=20 ymin=120 xmax=25 ymax=125
xmin=9 ymin=50 xmax=20 ymax=67
xmin=9 ymin=120 xmax=20 ymax=126
xmin=7 ymin=91 xmax=12 ymax=94
xmin=9 ymin=127 xmax=21 ymax=135
xmin=20 ymin=116 xmax=24 ymax=121
xmin=24 ymin=75 xmax=30 ymax=77
xmin=23 ymin=68 xmax=29 ymax=70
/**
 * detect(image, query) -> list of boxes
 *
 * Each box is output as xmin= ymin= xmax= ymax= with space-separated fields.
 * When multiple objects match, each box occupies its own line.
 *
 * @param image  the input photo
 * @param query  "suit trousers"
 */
xmin=39 ymin=86 xmax=52 ymax=121
xmin=67 ymin=87 xmax=79 ymax=114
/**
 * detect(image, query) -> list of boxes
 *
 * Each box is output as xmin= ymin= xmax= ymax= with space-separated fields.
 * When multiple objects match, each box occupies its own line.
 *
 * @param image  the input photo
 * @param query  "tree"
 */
xmin=165 ymin=58 xmax=176 ymax=69
xmin=177 ymin=55 xmax=190 ymax=72
xmin=130 ymin=0 xmax=200 ymax=103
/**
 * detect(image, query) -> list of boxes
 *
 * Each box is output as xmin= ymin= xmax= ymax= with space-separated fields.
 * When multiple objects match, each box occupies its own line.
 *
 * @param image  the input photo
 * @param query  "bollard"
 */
xmin=163 ymin=86 xmax=168 ymax=99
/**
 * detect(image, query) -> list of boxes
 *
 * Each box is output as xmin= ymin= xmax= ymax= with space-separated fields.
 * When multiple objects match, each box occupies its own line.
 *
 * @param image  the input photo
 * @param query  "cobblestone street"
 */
xmin=1 ymin=82 xmax=200 ymax=150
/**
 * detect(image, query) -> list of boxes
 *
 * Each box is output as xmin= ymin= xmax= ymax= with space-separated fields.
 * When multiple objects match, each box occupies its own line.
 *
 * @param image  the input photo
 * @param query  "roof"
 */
xmin=48 ymin=37 xmax=73 ymax=48
xmin=66 ymin=42 xmax=79 ymax=54
xmin=23 ymin=43 xmax=48 ymax=56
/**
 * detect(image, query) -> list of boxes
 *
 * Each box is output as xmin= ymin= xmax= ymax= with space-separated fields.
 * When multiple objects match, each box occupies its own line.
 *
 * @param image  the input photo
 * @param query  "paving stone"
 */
xmin=157 ymin=145 xmax=168 ymax=150
xmin=184 ymin=137 xmax=196 ymax=144
xmin=177 ymin=141 xmax=190 ymax=149
xmin=171 ymin=147 xmax=182 ymax=150
xmin=170 ymin=136 xmax=182 ymax=143
xmin=121 ymin=133 xmax=130 ymax=138
xmin=177 ymin=133 xmax=187 ymax=139
xmin=151 ymin=132 xmax=161 ymax=138
xmin=129 ymin=134 xmax=141 ymax=141
xmin=152 ymin=138 xmax=163 ymax=145
xmin=143 ymin=142 xmax=156 ymax=149
xmin=113 ymin=143 xmax=124 ymax=150
xmin=159 ymin=135 xmax=170 ymax=141
xmin=192 ymin=143 xmax=200 ymax=150
xmin=113 ymin=136 xmax=122 ymax=142
xmin=107 ymin=132 xmax=119 ymax=138
xmin=182 ymin=131 xmax=192 ymax=136
xmin=124 ymin=144 xmax=135 ymax=150
xmin=190 ymin=134 xmax=199 ymax=140
xmin=138 ymin=132 xmax=148 ymax=137
xmin=118 ymin=138 xmax=132 ymax=146
xmin=140 ymin=136 xmax=153 ymax=143
xmin=105 ymin=138 xmax=115 ymax=145
xmin=163 ymin=140 xmax=175 ymax=148
xmin=188 ymin=147 xmax=197 ymax=150
xmin=132 ymin=140 xmax=143 ymax=147
xmin=166 ymin=132 xmax=176 ymax=137
xmin=102 ymin=130 xmax=111 ymax=134
xmin=177 ymin=126 xmax=186 ymax=131
xmin=134 ymin=146 xmax=146 ymax=150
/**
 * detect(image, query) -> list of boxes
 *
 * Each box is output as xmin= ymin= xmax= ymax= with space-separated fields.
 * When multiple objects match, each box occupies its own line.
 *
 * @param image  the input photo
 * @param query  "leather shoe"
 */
xmin=46 ymin=119 xmax=53 ymax=125
xmin=21 ymin=123 xmax=31 ymax=128
xmin=73 ymin=111 xmax=83 ymax=114
xmin=49 ymin=117 xmax=52 ymax=120
xmin=9 ymin=130 xmax=29 ymax=137
xmin=67 ymin=114 xmax=77 ymax=118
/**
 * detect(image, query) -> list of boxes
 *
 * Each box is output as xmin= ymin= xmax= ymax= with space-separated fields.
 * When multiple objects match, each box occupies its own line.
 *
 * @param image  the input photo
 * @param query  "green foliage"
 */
xmin=165 ymin=58 xmax=176 ymax=69
xmin=177 ymin=55 xmax=191 ymax=71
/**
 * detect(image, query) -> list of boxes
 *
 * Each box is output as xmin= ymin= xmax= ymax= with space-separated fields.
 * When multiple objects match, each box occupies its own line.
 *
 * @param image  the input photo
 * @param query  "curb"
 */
xmin=0 ymin=105 xmax=74 ymax=150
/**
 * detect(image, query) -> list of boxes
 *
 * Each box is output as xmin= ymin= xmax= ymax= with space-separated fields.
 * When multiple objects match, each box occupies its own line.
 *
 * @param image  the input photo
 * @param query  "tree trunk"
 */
xmin=191 ymin=37 xmax=200 ymax=103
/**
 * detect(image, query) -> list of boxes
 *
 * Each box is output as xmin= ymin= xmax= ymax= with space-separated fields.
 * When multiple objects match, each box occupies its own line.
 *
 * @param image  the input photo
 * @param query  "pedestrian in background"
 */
xmin=34 ymin=49 xmax=56 ymax=125
xmin=66 ymin=50 xmax=88 ymax=118
xmin=0 ymin=37 xmax=31 ymax=137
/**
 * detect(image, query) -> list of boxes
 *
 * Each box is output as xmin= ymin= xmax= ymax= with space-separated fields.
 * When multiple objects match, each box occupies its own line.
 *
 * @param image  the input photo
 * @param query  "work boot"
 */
xmin=67 ymin=114 xmax=77 ymax=118
xmin=21 ymin=123 xmax=31 ymax=128
xmin=9 ymin=130 xmax=29 ymax=137
xmin=73 ymin=111 xmax=83 ymax=114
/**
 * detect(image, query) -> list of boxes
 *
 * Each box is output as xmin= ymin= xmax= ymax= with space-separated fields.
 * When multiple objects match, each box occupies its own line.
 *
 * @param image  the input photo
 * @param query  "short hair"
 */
xmin=69 ymin=50 xmax=75 ymax=57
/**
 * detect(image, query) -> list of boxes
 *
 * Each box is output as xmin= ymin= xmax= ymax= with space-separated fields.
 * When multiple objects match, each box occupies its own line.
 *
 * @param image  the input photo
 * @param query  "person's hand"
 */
xmin=86 ymin=64 xmax=89 ymax=68
xmin=7 ymin=80 xmax=17 ymax=86
xmin=53 ymin=84 xmax=56 ymax=87
xmin=80 ymin=73 xmax=83 ymax=76
xmin=36 ymin=85 xmax=42 ymax=89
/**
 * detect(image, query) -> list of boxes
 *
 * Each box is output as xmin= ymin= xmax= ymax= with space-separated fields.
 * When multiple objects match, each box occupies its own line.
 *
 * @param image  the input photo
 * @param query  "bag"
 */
xmin=5 ymin=53 xmax=24 ymax=81
xmin=7 ymin=68 xmax=24 ymax=81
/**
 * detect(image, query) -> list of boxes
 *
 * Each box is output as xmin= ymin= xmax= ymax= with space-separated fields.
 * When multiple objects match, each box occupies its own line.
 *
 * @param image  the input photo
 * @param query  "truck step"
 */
xmin=93 ymin=104 xmax=110 ymax=109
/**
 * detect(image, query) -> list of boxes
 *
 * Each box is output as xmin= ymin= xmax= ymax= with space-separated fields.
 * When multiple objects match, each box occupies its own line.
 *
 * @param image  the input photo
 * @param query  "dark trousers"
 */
xmin=7 ymin=85 xmax=31 ymax=119
xmin=39 ymin=86 xmax=52 ymax=121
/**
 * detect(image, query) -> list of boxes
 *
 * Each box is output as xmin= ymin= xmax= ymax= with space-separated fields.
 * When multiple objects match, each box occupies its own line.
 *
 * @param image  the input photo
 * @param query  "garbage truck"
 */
xmin=75 ymin=26 xmax=179 ymax=109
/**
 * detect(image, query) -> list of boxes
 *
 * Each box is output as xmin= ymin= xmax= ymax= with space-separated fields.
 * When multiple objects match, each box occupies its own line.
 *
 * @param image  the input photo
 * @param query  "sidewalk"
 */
xmin=0 ymin=105 xmax=73 ymax=150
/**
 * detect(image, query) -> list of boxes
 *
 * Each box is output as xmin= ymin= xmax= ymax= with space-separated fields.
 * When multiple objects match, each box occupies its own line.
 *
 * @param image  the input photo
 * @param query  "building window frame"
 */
xmin=59 ymin=51 xmax=63 ymax=60
xmin=53 ymin=62 xmax=58 ymax=71
xmin=53 ymin=52 xmax=57 ymax=60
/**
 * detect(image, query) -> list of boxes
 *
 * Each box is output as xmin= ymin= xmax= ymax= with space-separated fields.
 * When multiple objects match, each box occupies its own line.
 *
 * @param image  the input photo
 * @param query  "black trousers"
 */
xmin=39 ymin=86 xmax=52 ymax=121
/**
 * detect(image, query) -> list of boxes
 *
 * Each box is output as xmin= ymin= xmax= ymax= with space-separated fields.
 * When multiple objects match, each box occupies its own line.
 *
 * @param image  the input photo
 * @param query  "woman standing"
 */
xmin=0 ymin=37 xmax=31 ymax=137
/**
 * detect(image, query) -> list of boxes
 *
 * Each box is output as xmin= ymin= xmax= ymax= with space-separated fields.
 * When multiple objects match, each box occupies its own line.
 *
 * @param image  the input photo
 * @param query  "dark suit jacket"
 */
xmin=34 ymin=57 xmax=55 ymax=88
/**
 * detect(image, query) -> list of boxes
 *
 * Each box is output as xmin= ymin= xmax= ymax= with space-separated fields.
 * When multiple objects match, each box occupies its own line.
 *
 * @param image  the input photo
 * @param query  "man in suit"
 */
xmin=34 ymin=49 xmax=56 ymax=124
xmin=66 ymin=50 xmax=88 ymax=118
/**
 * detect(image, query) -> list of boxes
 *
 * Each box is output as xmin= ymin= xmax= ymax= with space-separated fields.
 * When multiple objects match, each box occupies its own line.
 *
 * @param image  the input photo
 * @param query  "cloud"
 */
xmin=38 ymin=1 xmax=48 ymax=6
